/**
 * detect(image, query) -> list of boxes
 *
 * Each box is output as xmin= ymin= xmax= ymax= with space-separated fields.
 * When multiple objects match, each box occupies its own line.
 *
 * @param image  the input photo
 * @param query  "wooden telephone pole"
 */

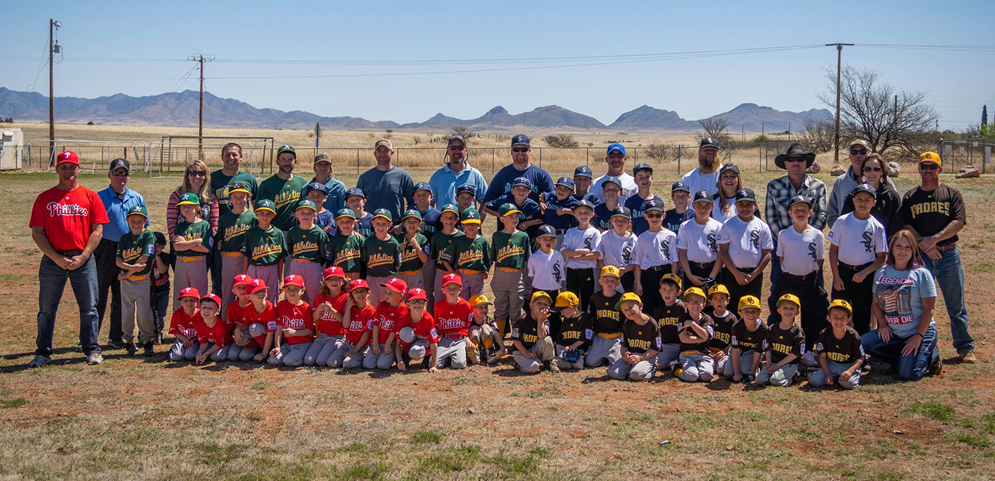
xmin=48 ymin=19 xmax=60 ymax=167
xmin=188 ymin=54 xmax=215 ymax=159
xmin=826 ymin=42 xmax=853 ymax=164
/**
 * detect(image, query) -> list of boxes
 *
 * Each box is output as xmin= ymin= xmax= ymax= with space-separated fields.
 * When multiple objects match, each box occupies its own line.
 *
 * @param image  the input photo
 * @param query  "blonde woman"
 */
xmin=166 ymin=160 xmax=219 ymax=238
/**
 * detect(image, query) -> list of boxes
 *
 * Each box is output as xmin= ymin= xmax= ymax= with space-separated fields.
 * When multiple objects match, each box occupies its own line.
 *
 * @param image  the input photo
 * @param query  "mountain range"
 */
xmin=0 ymin=87 xmax=831 ymax=132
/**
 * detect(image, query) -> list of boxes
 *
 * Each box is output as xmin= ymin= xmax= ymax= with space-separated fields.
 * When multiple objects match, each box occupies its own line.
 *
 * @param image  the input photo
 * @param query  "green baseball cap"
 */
xmin=277 ymin=145 xmax=296 ymax=157
xmin=402 ymin=209 xmax=422 ymax=221
xmin=255 ymin=199 xmax=277 ymax=214
xmin=440 ymin=203 xmax=459 ymax=217
xmin=126 ymin=205 xmax=148 ymax=218
xmin=499 ymin=203 xmax=521 ymax=217
xmin=228 ymin=181 xmax=251 ymax=195
xmin=335 ymin=208 xmax=356 ymax=220
xmin=296 ymin=200 xmax=317 ymax=212
xmin=176 ymin=192 xmax=200 ymax=206
xmin=372 ymin=208 xmax=392 ymax=222
xmin=460 ymin=208 xmax=481 ymax=224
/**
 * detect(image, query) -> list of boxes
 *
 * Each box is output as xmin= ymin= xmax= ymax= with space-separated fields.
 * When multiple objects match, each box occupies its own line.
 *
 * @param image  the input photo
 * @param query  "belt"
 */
xmin=597 ymin=332 xmax=622 ymax=339
xmin=127 ymin=274 xmax=149 ymax=281
xmin=444 ymin=333 xmax=467 ymax=340
xmin=709 ymin=346 xmax=725 ymax=353
xmin=682 ymin=350 xmax=703 ymax=356
xmin=221 ymin=251 xmax=243 ymax=258
xmin=343 ymin=272 xmax=360 ymax=279
xmin=496 ymin=267 xmax=522 ymax=273
xmin=689 ymin=261 xmax=715 ymax=270
xmin=839 ymin=261 xmax=872 ymax=271
xmin=643 ymin=264 xmax=671 ymax=272
xmin=398 ymin=269 xmax=421 ymax=276
xmin=292 ymin=257 xmax=314 ymax=263
xmin=728 ymin=265 xmax=758 ymax=273
xmin=782 ymin=271 xmax=818 ymax=281
xmin=177 ymin=256 xmax=203 ymax=262
xmin=937 ymin=243 xmax=956 ymax=253
xmin=457 ymin=269 xmax=482 ymax=275
xmin=56 ymin=249 xmax=84 ymax=256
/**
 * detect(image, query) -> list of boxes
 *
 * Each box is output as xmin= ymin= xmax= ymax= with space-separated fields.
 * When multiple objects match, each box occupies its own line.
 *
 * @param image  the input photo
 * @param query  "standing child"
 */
xmin=267 ymin=275 xmax=315 ymax=367
xmin=366 ymin=278 xmax=408 ymax=370
xmin=828 ymin=184 xmax=888 ymax=334
xmin=674 ymin=287 xmax=716 ymax=383
xmin=571 ymin=166 xmax=601 ymax=206
xmin=510 ymin=291 xmax=558 ymax=374
xmin=410 ymin=182 xmax=442 ymax=306
xmin=808 ymin=299 xmax=864 ymax=389
xmin=225 ymin=274 xmax=258 ymax=362
xmin=593 ymin=176 xmax=624 ymax=231
xmin=241 ymin=278 xmax=279 ymax=362
xmin=678 ymin=190 xmax=724 ymax=290
xmin=429 ymin=204 xmax=464 ymax=306
xmin=774 ymin=195 xmax=828 ymax=354
xmin=726 ymin=295 xmax=768 ymax=382
xmin=434 ymin=273 xmax=473 ymax=370
xmin=363 ymin=209 xmax=402 ymax=307
xmin=552 ymin=292 xmax=593 ymax=371
xmin=652 ymin=273 xmax=686 ymax=372
xmin=717 ymin=188 xmax=772 ymax=312
xmin=482 ymin=177 xmax=543 ymax=240
xmin=115 ymin=205 xmax=157 ymax=356
xmin=395 ymin=209 xmax=430 ymax=290
xmin=454 ymin=185 xmax=477 ymax=231
xmin=287 ymin=200 xmax=330 ymax=304
xmin=705 ymin=284 xmax=737 ymax=377
xmin=545 ymin=177 xmax=579 ymax=248
xmin=172 ymin=192 xmax=213 ymax=304
xmin=328 ymin=208 xmax=364 ymax=281
xmin=194 ymin=294 xmax=229 ymax=363
xmin=305 ymin=267 xmax=350 ymax=367
xmin=303 ymin=182 xmax=335 ymax=235
xmin=338 ymin=279 xmax=376 ymax=369
xmin=490 ymin=203 xmax=531 ymax=337
xmin=243 ymin=199 xmax=288 ymax=305
xmin=216 ymin=181 xmax=256 ymax=317
xmin=596 ymin=206 xmax=638 ymax=292
xmin=442 ymin=208 xmax=491 ymax=299
xmin=756 ymin=294 xmax=806 ymax=387
xmin=467 ymin=294 xmax=507 ymax=365
xmin=527 ymin=225 xmax=566 ymax=312
xmin=607 ymin=293 xmax=662 ymax=381
xmin=561 ymin=200 xmax=601 ymax=313
xmin=168 ymin=287 xmax=202 ymax=362
xmin=624 ymin=163 xmax=666 ymax=235
xmin=395 ymin=288 xmax=440 ymax=372
xmin=585 ymin=266 xmax=624 ymax=367
xmin=632 ymin=199 xmax=678 ymax=311
xmin=150 ymin=232 xmax=172 ymax=345
xmin=663 ymin=181 xmax=694 ymax=235
xmin=345 ymin=188 xmax=373 ymax=238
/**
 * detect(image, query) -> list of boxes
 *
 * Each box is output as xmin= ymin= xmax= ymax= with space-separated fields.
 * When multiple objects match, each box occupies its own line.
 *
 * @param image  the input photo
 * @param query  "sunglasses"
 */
xmin=608 ymin=153 xmax=625 ymax=159
xmin=850 ymin=149 xmax=869 ymax=155
xmin=919 ymin=164 xmax=939 ymax=171
xmin=862 ymin=166 xmax=883 ymax=172
xmin=785 ymin=157 xmax=807 ymax=163
xmin=644 ymin=212 xmax=663 ymax=218
xmin=188 ymin=170 xmax=207 ymax=177
xmin=512 ymin=147 xmax=530 ymax=153
xmin=449 ymin=145 xmax=465 ymax=151
xmin=111 ymin=170 xmax=130 ymax=177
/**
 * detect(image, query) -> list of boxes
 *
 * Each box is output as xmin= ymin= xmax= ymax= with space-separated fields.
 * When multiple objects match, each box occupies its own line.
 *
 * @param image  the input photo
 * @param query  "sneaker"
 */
xmin=959 ymin=350 xmax=977 ymax=364
xmin=744 ymin=374 xmax=755 ymax=384
xmin=466 ymin=345 xmax=480 ymax=365
xmin=73 ymin=343 xmax=83 ymax=353
xmin=548 ymin=360 xmax=560 ymax=373
xmin=106 ymin=341 xmax=124 ymax=351
xmin=802 ymin=351 xmax=818 ymax=367
xmin=125 ymin=342 xmax=137 ymax=356
xmin=143 ymin=342 xmax=155 ymax=357
xmin=928 ymin=356 xmax=943 ymax=376
xmin=487 ymin=347 xmax=507 ymax=364
xmin=155 ymin=331 xmax=163 ymax=345
xmin=86 ymin=352 xmax=104 ymax=365
xmin=28 ymin=355 xmax=52 ymax=368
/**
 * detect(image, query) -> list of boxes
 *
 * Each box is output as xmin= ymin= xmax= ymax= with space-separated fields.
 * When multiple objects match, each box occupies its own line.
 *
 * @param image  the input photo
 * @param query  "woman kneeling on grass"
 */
xmin=861 ymin=229 xmax=942 ymax=380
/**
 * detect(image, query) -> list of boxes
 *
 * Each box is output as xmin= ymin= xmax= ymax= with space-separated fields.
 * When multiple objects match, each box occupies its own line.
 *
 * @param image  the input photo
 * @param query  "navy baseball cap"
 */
xmin=456 ymin=184 xmax=476 ymax=196
xmin=720 ymin=164 xmax=740 ymax=176
xmin=602 ymin=176 xmax=622 ymax=189
xmin=574 ymin=166 xmax=593 ymax=179
xmin=611 ymin=205 xmax=631 ymax=219
xmin=633 ymin=163 xmax=653 ymax=175
xmin=671 ymin=181 xmax=691 ymax=193
xmin=512 ymin=177 xmax=532 ymax=189
xmin=413 ymin=182 xmax=432 ymax=194
xmin=851 ymin=184 xmax=877 ymax=199
xmin=700 ymin=137 xmax=720 ymax=149
xmin=607 ymin=143 xmax=626 ymax=156
xmin=735 ymin=188 xmax=757 ymax=203
xmin=344 ymin=187 xmax=365 ymax=199
xmin=153 ymin=231 xmax=167 ymax=245
xmin=574 ymin=199 xmax=595 ymax=211
xmin=692 ymin=190 xmax=713 ymax=204
xmin=304 ymin=182 xmax=328 ymax=195
xmin=511 ymin=134 xmax=530 ymax=147
xmin=644 ymin=199 xmax=665 ymax=212
xmin=448 ymin=134 xmax=466 ymax=147
xmin=537 ymin=225 xmax=557 ymax=238
xmin=555 ymin=177 xmax=575 ymax=190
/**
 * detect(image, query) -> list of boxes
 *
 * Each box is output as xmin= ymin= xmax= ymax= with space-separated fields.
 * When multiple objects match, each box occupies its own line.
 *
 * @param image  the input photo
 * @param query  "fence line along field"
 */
xmin=0 ymin=166 xmax=993 ymax=479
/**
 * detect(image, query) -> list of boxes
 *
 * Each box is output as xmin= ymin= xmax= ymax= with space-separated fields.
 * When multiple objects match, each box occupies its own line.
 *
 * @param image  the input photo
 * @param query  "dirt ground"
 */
xmin=0 ymin=169 xmax=992 ymax=480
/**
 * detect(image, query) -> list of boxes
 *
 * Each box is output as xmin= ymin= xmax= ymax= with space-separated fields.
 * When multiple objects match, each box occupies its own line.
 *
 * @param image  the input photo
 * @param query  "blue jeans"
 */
xmin=860 ymin=324 xmax=939 ymax=381
xmin=36 ymin=255 xmax=101 ymax=357
xmin=922 ymin=247 xmax=974 ymax=354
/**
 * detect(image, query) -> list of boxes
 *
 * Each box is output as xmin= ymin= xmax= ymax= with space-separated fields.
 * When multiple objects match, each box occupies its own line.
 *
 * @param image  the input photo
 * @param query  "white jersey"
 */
xmin=718 ymin=216 xmax=774 ymax=268
xmin=562 ymin=226 xmax=602 ymax=270
xmin=828 ymin=212 xmax=887 ymax=266
xmin=597 ymin=229 xmax=638 ymax=269
xmin=676 ymin=217 xmax=724 ymax=263
xmin=776 ymin=226 xmax=825 ymax=276
xmin=528 ymin=249 xmax=566 ymax=290
xmin=711 ymin=198 xmax=736 ymax=223
xmin=632 ymin=229 xmax=679 ymax=268
xmin=591 ymin=172 xmax=638 ymax=205
xmin=681 ymin=168 xmax=720 ymax=197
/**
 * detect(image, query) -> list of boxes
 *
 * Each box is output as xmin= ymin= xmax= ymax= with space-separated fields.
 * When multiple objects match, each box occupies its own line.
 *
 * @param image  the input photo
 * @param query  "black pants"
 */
xmin=566 ymin=267 xmax=596 ymax=313
xmin=210 ymin=241 xmax=222 ymax=296
xmin=772 ymin=271 xmax=828 ymax=346
xmin=831 ymin=262 xmax=873 ymax=334
xmin=721 ymin=266 xmax=762 ymax=314
xmin=639 ymin=266 xmax=669 ymax=310
xmin=620 ymin=271 xmax=635 ymax=293
xmin=683 ymin=261 xmax=716 ymax=290
xmin=94 ymin=239 xmax=122 ymax=344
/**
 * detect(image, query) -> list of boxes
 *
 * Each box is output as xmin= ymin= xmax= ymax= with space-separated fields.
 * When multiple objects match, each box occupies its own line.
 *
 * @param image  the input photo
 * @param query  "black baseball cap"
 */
xmin=456 ymin=184 xmax=476 ymax=196
xmin=153 ymin=231 xmax=167 ymax=245
xmin=789 ymin=195 xmax=812 ymax=208
xmin=632 ymin=163 xmax=653 ymax=175
xmin=109 ymin=158 xmax=130 ymax=174
xmin=671 ymin=181 xmax=691 ymax=193
xmin=734 ymin=188 xmax=756 ymax=203
xmin=851 ymin=183 xmax=877 ymax=199
xmin=611 ymin=206 xmax=631 ymax=219
xmin=574 ymin=199 xmax=595 ymax=211
xmin=720 ymin=164 xmax=740 ymax=176
xmin=574 ymin=166 xmax=593 ymax=179
xmin=692 ymin=190 xmax=713 ymax=204
xmin=537 ymin=225 xmax=557 ymax=238
xmin=700 ymin=137 xmax=720 ymax=149
xmin=644 ymin=199 xmax=665 ymax=212
xmin=511 ymin=134 xmax=530 ymax=147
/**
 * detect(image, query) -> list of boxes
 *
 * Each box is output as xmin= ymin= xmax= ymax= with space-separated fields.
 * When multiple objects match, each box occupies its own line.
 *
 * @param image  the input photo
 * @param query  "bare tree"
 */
xmin=802 ymin=118 xmax=836 ymax=154
xmin=644 ymin=143 xmax=671 ymax=161
xmin=819 ymin=66 xmax=939 ymax=156
xmin=449 ymin=126 xmax=477 ymax=140
xmin=698 ymin=117 xmax=729 ymax=140
xmin=542 ymin=134 xmax=579 ymax=148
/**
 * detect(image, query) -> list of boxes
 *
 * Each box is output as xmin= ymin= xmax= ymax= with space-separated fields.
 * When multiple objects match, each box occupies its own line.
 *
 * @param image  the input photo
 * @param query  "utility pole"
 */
xmin=188 ymin=54 xmax=215 ymax=159
xmin=826 ymin=42 xmax=853 ymax=164
xmin=49 ymin=19 xmax=61 ymax=167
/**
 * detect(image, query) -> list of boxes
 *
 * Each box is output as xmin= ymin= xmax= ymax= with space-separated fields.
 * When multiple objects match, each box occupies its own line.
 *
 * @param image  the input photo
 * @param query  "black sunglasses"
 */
xmin=512 ymin=147 xmax=529 ymax=153
xmin=919 ymin=164 xmax=939 ymax=171
xmin=188 ymin=170 xmax=207 ymax=177
xmin=608 ymin=153 xmax=625 ymax=159
xmin=785 ymin=157 xmax=807 ymax=163
xmin=862 ymin=166 xmax=883 ymax=172
xmin=644 ymin=212 xmax=663 ymax=218
xmin=850 ymin=149 xmax=869 ymax=155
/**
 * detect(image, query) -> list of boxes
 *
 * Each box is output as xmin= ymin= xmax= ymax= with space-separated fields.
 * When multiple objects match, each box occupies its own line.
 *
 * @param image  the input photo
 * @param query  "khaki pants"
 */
xmin=512 ymin=337 xmax=555 ymax=374
xmin=246 ymin=264 xmax=280 ymax=305
xmin=121 ymin=277 xmax=154 ymax=343
xmin=491 ymin=269 xmax=525 ymax=323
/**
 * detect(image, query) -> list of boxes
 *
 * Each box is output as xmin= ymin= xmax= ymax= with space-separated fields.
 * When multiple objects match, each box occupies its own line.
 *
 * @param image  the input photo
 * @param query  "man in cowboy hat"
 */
xmin=764 ymin=142 xmax=827 ymax=319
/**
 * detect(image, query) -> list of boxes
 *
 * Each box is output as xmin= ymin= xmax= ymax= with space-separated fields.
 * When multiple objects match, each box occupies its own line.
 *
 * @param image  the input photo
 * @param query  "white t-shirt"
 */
xmin=718 ymin=216 xmax=774 ymax=268
xmin=681 ymin=168 xmax=720 ymax=197
xmin=711 ymin=198 xmax=736 ymax=223
xmin=776 ymin=226 xmax=825 ymax=276
xmin=676 ymin=217 xmax=724 ymax=263
xmin=597 ymin=229 xmax=638 ymax=269
xmin=828 ymin=212 xmax=888 ymax=266
xmin=591 ymin=172 xmax=638 ymax=205
xmin=632 ymin=229 xmax=679 ymax=268
xmin=562 ymin=226 xmax=602 ymax=270
xmin=528 ymin=249 xmax=566 ymax=290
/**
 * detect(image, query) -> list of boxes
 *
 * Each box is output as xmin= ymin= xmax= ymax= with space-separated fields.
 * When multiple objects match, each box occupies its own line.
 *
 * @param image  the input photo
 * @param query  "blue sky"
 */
xmin=3 ymin=0 xmax=993 ymax=130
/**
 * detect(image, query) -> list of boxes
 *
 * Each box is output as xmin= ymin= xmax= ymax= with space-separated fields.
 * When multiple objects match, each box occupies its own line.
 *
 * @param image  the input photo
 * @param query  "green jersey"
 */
xmin=395 ymin=233 xmax=429 ymax=272
xmin=329 ymin=232 xmax=365 ymax=275
xmin=217 ymin=210 xmax=257 ymax=253
xmin=173 ymin=219 xmax=213 ymax=257
xmin=430 ymin=230 xmax=464 ymax=269
xmin=211 ymin=170 xmax=258 ymax=216
xmin=257 ymin=174 xmax=307 ymax=231
xmin=288 ymin=224 xmax=329 ymax=263
xmin=443 ymin=235 xmax=492 ymax=272
xmin=243 ymin=225 xmax=288 ymax=266
xmin=117 ymin=229 xmax=156 ymax=276
xmin=491 ymin=230 xmax=531 ymax=270
xmin=362 ymin=235 xmax=401 ymax=277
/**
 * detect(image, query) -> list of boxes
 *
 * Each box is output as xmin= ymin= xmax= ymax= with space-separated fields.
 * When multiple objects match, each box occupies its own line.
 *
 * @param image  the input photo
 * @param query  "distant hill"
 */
xmin=0 ymin=87 xmax=831 ymax=132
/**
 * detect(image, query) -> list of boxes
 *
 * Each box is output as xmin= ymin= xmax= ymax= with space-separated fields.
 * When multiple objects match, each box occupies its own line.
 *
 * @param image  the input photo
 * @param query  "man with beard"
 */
xmin=257 ymin=145 xmax=308 ymax=231
xmin=590 ymin=143 xmax=638 ymax=204
xmin=429 ymin=134 xmax=488 ymax=208
xmin=681 ymin=137 xmax=722 ymax=196
xmin=356 ymin=139 xmax=415 ymax=223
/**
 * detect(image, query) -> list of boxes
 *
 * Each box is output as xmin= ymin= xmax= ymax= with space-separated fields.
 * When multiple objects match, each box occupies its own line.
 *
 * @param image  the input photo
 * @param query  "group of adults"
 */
xmin=29 ymin=134 xmax=977 ymax=376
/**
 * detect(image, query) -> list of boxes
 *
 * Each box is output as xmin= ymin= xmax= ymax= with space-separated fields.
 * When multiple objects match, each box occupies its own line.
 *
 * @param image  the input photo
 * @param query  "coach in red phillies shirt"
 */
xmin=28 ymin=151 xmax=110 ymax=367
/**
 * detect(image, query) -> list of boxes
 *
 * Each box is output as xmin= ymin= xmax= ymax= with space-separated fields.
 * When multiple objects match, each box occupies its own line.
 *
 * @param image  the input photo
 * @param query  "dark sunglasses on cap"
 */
xmin=850 ymin=149 xmax=869 ymax=155
xmin=862 ymin=166 xmax=883 ymax=172
xmin=511 ymin=147 xmax=529 ymax=153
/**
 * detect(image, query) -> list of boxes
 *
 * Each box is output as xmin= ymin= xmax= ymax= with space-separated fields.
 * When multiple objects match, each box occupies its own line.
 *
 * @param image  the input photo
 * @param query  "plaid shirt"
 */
xmin=764 ymin=174 xmax=827 ymax=237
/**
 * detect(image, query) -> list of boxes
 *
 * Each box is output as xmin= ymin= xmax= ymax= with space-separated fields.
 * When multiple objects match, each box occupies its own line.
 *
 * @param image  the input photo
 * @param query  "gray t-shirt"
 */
xmin=355 ymin=166 xmax=415 ymax=222
xmin=873 ymin=265 xmax=936 ymax=339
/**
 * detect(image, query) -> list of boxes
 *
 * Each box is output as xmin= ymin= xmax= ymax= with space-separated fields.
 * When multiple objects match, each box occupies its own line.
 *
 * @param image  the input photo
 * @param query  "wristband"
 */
xmin=914 ymin=332 xmax=925 ymax=339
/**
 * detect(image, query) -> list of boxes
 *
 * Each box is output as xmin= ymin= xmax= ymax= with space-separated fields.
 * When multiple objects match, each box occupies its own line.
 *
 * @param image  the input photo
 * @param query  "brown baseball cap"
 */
xmin=313 ymin=153 xmax=331 ymax=164
xmin=849 ymin=139 xmax=870 ymax=150
xmin=374 ymin=139 xmax=393 ymax=152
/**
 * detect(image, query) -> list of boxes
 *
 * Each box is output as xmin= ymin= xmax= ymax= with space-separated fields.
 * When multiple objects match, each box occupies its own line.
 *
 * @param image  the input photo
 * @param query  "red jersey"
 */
xmin=434 ymin=299 xmax=473 ymax=338
xmin=346 ymin=303 xmax=376 ymax=347
xmin=30 ymin=185 xmax=109 ymax=251
xmin=225 ymin=299 xmax=251 ymax=329
xmin=397 ymin=311 xmax=440 ymax=349
xmin=313 ymin=291 xmax=350 ymax=336
xmin=243 ymin=301 xmax=278 ymax=333
xmin=169 ymin=308 xmax=201 ymax=339
xmin=195 ymin=316 xmax=230 ymax=347
xmin=373 ymin=301 xmax=409 ymax=345
xmin=276 ymin=299 xmax=315 ymax=345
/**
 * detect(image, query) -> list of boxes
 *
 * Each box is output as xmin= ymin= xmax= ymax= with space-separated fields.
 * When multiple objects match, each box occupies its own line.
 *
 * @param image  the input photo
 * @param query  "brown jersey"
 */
xmin=588 ymin=290 xmax=623 ymax=334
xmin=814 ymin=326 xmax=865 ymax=365
xmin=510 ymin=313 xmax=546 ymax=350
xmin=764 ymin=322 xmax=805 ymax=364
xmin=555 ymin=312 xmax=594 ymax=347
xmin=653 ymin=300 xmax=687 ymax=345
xmin=730 ymin=319 xmax=768 ymax=354
xmin=621 ymin=317 xmax=662 ymax=354
xmin=679 ymin=313 xmax=714 ymax=353
xmin=708 ymin=310 xmax=737 ymax=351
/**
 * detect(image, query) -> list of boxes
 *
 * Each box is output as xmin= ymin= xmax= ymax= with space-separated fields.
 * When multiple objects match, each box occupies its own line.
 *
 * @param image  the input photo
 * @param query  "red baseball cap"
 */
xmin=56 ymin=151 xmax=79 ymax=165
xmin=247 ymin=278 xmax=268 ymax=294
xmin=232 ymin=274 xmax=254 ymax=288
xmin=283 ymin=275 xmax=305 ymax=288
xmin=349 ymin=278 xmax=370 ymax=291
xmin=323 ymin=266 xmax=345 ymax=280
xmin=382 ymin=277 xmax=408 ymax=294
xmin=441 ymin=273 xmax=462 ymax=287
xmin=406 ymin=288 xmax=428 ymax=302
xmin=178 ymin=287 xmax=200 ymax=299
xmin=200 ymin=294 xmax=222 ymax=307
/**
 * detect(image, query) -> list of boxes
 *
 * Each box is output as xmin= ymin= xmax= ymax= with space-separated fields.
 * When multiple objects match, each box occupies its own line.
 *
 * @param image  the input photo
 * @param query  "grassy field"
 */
xmin=0 ymin=169 xmax=993 ymax=480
